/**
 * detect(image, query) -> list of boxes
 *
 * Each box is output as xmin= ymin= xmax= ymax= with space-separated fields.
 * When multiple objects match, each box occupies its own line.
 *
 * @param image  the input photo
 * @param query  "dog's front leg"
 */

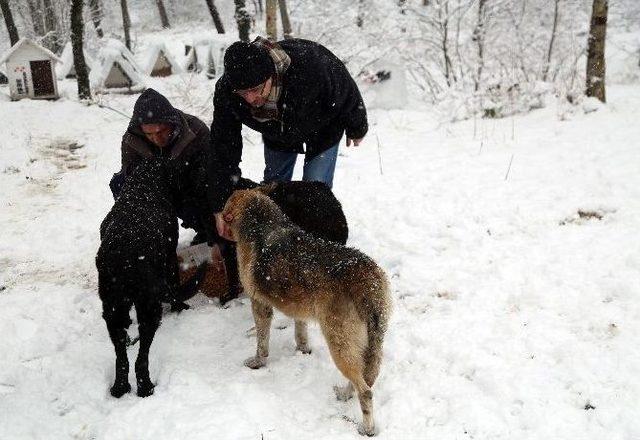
xmin=244 ymin=299 xmax=273 ymax=369
xmin=134 ymin=301 xmax=161 ymax=397
xmin=106 ymin=321 xmax=131 ymax=398
xmin=295 ymin=320 xmax=312 ymax=354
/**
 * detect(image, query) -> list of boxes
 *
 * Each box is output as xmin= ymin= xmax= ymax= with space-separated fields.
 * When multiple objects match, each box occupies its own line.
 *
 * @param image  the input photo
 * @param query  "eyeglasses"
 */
xmin=233 ymin=81 xmax=267 ymax=98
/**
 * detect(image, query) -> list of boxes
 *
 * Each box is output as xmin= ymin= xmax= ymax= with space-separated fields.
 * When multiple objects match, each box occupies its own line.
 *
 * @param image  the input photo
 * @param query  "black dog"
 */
xmin=96 ymin=159 xmax=205 ymax=398
xmin=218 ymin=178 xmax=349 ymax=304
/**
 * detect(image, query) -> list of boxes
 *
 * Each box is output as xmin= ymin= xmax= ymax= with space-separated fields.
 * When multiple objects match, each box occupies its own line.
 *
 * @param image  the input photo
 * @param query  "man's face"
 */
xmin=234 ymin=77 xmax=272 ymax=108
xmin=141 ymin=123 xmax=173 ymax=148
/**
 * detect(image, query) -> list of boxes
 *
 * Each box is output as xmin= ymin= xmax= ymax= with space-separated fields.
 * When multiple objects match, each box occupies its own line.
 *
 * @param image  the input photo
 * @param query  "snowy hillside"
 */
xmin=1 ymin=51 xmax=640 ymax=439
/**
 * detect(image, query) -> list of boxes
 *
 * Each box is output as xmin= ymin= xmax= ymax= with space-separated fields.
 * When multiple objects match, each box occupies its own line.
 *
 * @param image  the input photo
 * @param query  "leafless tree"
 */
xmin=70 ymin=0 xmax=91 ymax=99
xmin=585 ymin=0 xmax=608 ymax=102
xmin=26 ymin=0 xmax=45 ymax=36
xmin=120 ymin=0 xmax=132 ymax=50
xmin=278 ymin=0 xmax=293 ymax=39
xmin=205 ymin=0 xmax=225 ymax=33
xmin=357 ymin=0 xmax=366 ymax=28
xmin=155 ymin=0 xmax=171 ymax=29
xmin=472 ymin=0 xmax=487 ymax=91
xmin=542 ymin=0 xmax=561 ymax=81
xmin=0 ymin=0 xmax=20 ymax=46
xmin=266 ymin=0 xmax=277 ymax=41
xmin=41 ymin=0 xmax=61 ymax=53
xmin=234 ymin=0 xmax=251 ymax=42
xmin=88 ymin=0 xmax=104 ymax=38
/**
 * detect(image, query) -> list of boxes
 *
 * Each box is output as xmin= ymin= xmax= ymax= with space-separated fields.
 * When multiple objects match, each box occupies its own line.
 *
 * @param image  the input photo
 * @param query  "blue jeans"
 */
xmin=263 ymin=142 xmax=339 ymax=188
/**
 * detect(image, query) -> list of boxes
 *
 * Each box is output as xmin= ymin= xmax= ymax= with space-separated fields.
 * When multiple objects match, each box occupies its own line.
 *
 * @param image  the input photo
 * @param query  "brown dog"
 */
xmin=221 ymin=189 xmax=392 ymax=436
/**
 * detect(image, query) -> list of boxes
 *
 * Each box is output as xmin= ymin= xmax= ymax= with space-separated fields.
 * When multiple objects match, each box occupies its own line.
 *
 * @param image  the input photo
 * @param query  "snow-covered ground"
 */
xmin=1 ymin=71 xmax=640 ymax=439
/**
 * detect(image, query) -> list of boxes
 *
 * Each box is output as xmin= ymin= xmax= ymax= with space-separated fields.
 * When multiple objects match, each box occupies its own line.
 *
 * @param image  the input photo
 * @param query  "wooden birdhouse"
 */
xmin=0 ymin=38 xmax=61 ymax=101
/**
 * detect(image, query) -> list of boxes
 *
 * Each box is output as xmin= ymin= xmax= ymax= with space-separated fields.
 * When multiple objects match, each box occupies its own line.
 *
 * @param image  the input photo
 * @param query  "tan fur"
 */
xmin=222 ymin=189 xmax=392 ymax=436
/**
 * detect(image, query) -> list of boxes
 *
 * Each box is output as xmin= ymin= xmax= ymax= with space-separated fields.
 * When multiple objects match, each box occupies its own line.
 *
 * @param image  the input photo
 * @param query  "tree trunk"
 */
xmin=0 ymin=0 xmax=20 ymax=46
xmin=542 ymin=0 xmax=561 ymax=82
xmin=439 ymin=1 xmax=455 ymax=86
xmin=585 ymin=0 xmax=608 ymax=102
xmin=473 ymin=0 xmax=487 ymax=91
xmin=205 ymin=0 xmax=225 ymax=33
xmin=88 ymin=0 xmax=104 ymax=38
xmin=41 ymin=0 xmax=61 ymax=53
xmin=26 ymin=0 xmax=45 ymax=36
xmin=265 ymin=0 xmax=277 ymax=41
xmin=234 ymin=0 xmax=251 ymax=42
xmin=120 ymin=0 xmax=132 ymax=50
xmin=357 ymin=0 xmax=366 ymax=28
xmin=155 ymin=0 xmax=171 ymax=29
xmin=70 ymin=0 xmax=91 ymax=100
xmin=278 ymin=0 xmax=292 ymax=39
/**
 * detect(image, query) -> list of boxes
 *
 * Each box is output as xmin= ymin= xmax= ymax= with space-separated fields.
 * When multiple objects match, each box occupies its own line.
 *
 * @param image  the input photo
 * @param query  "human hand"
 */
xmin=210 ymin=243 xmax=226 ymax=273
xmin=346 ymin=137 xmax=364 ymax=147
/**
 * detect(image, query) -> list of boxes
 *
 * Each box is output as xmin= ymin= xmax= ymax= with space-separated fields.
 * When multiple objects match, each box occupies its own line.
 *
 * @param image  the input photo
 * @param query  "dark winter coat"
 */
xmin=120 ymin=88 xmax=212 ymax=235
xmin=208 ymin=38 xmax=368 ymax=212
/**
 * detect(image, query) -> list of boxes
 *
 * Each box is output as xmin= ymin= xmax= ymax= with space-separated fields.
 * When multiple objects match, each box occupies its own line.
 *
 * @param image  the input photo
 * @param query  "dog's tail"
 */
xmin=358 ymin=267 xmax=392 ymax=388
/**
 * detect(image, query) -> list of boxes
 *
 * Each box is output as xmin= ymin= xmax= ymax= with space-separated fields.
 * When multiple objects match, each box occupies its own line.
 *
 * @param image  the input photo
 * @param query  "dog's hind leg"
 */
xmin=102 ymin=299 xmax=133 ymax=398
xmin=333 ymin=382 xmax=355 ymax=402
xmin=294 ymin=320 xmax=312 ymax=354
xmin=133 ymin=299 xmax=162 ymax=397
xmin=244 ymin=299 xmax=273 ymax=369
xmin=321 ymin=320 xmax=376 ymax=436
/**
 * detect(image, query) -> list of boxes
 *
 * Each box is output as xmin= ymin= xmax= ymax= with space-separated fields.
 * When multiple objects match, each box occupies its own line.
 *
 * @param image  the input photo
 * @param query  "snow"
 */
xmin=1 ymin=51 xmax=640 ymax=440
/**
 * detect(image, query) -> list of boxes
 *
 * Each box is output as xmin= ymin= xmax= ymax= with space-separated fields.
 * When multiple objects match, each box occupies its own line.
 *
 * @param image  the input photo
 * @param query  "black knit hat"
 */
xmin=129 ymin=88 xmax=181 ymax=132
xmin=223 ymin=41 xmax=274 ymax=90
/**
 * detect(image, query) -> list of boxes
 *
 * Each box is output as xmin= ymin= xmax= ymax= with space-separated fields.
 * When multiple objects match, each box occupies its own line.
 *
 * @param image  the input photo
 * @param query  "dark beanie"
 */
xmin=128 ymin=88 xmax=182 ymax=135
xmin=223 ymin=41 xmax=274 ymax=90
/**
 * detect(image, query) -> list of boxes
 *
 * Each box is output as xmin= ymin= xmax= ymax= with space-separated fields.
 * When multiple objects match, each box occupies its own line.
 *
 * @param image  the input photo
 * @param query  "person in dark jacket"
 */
xmin=110 ymin=88 xmax=213 ymax=244
xmin=208 ymin=37 xmax=368 ymax=235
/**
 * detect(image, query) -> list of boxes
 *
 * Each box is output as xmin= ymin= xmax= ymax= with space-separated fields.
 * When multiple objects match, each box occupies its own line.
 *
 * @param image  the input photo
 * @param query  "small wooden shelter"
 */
xmin=0 ymin=38 xmax=61 ymax=100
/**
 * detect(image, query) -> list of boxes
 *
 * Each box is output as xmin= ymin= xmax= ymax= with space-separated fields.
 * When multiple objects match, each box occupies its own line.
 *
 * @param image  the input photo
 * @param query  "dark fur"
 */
xmin=96 ymin=158 xmax=205 ymax=398
xmin=218 ymin=178 xmax=348 ymax=304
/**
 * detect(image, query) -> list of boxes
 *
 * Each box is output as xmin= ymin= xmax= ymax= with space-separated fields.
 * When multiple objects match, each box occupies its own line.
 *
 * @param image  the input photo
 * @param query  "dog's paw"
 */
xmin=244 ymin=355 xmax=267 ymax=369
xmin=333 ymin=384 xmax=354 ymax=402
xmin=170 ymin=302 xmax=190 ymax=313
xmin=110 ymin=382 xmax=131 ymax=398
xmin=357 ymin=423 xmax=377 ymax=437
xmin=136 ymin=381 xmax=155 ymax=397
xmin=296 ymin=343 xmax=312 ymax=355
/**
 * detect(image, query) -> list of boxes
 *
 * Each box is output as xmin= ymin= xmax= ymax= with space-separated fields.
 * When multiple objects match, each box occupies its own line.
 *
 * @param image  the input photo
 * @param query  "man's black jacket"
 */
xmin=120 ymin=88 xmax=212 ymax=236
xmin=207 ymin=38 xmax=368 ymax=212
